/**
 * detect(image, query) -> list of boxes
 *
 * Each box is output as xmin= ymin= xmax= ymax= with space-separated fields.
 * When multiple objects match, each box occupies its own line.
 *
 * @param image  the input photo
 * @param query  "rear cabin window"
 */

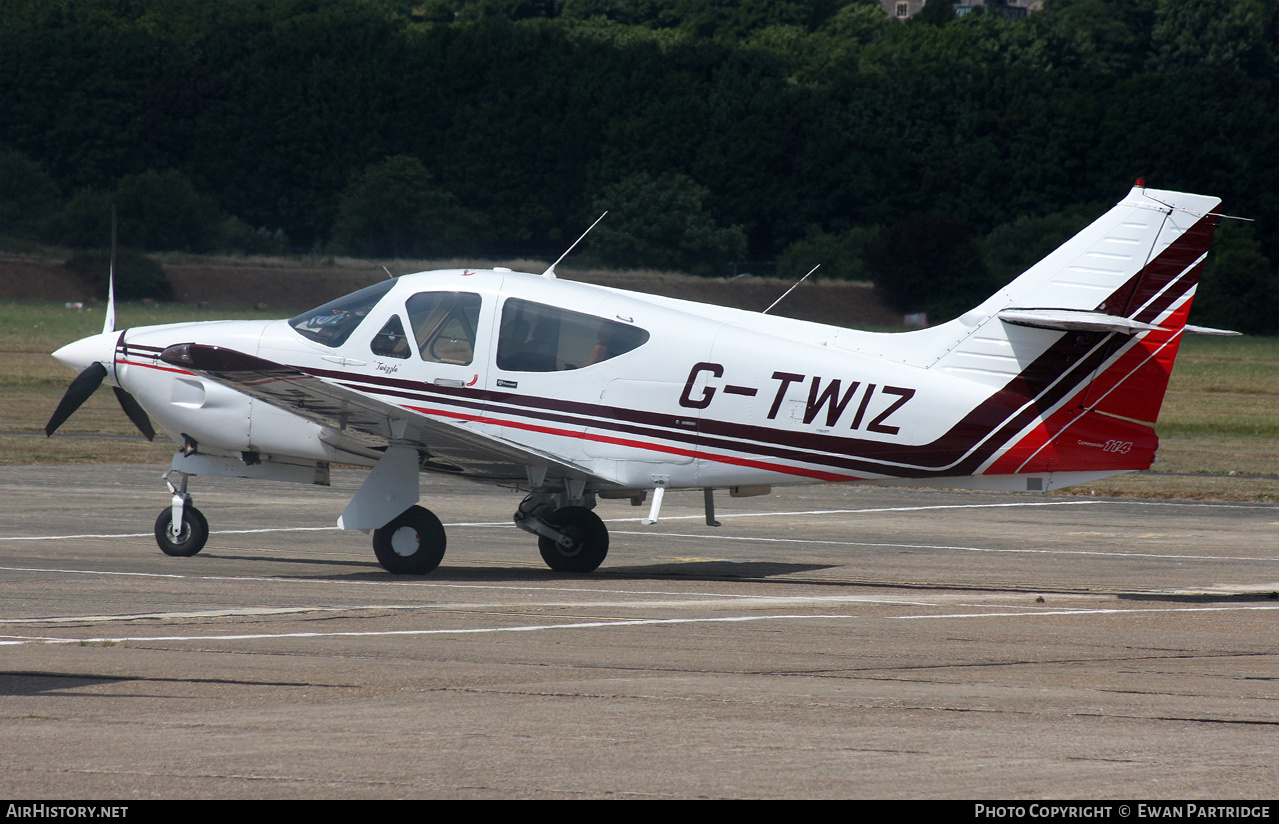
xmin=290 ymin=280 xmax=396 ymax=348
xmin=497 ymin=298 xmax=649 ymax=372
xmin=406 ymin=291 xmax=482 ymax=366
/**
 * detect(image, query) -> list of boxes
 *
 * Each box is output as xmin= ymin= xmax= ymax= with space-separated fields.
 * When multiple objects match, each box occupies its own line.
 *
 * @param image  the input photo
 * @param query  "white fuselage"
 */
xmin=103 ymin=269 xmax=992 ymax=492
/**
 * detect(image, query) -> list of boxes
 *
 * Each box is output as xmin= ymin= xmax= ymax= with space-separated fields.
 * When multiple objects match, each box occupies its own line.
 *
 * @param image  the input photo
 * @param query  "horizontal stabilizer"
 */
xmin=1183 ymin=324 xmax=1242 ymax=336
xmin=998 ymin=308 xmax=1160 ymax=335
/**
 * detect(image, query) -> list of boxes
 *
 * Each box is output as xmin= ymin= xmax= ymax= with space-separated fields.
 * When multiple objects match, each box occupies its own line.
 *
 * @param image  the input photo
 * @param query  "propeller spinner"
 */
xmin=46 ymin=331 xmax=155 ymax=441
xmin=45 ymin=266 xmax=158 ymax=446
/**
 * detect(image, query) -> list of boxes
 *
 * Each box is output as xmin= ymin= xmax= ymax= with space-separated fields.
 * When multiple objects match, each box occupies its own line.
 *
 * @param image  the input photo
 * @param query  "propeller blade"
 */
xmin=103 ymin=203 xmax=116 ymax=335
xmin=44 ymin=362 xmax=108 ymax=437
xmin=112 ymin=386 xmax=155 ymax=441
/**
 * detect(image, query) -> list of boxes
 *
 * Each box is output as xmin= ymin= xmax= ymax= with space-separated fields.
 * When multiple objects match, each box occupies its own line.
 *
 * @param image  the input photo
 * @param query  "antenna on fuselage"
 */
xmin=382 ymin=265 xmax=396 ymax=279
xmin=542 ymin=212 xmax=607 ymax=279
xmin=762 ymin=264 xmax=819 ymax=315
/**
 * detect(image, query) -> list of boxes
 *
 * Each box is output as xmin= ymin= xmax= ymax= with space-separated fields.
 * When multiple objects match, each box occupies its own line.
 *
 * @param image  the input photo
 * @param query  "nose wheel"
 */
xmin=155 ymin=470 xmax=208 ymax=556
xmin=155 ymin=505 xmax=208 ymax=557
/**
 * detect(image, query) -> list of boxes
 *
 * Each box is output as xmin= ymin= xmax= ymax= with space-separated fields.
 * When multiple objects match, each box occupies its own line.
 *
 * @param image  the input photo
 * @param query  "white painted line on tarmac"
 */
xmin=2 ymin=496 xmax=1271 ymax=545
xmin=0 ymin=526 xmax=342 ymax=542
xmin=0 ymin=614 xmax=836 ymax=645
xmin=0 ymin=590 xmax=949 ymax=627
xmin=0 ymin=605 xmax=362 ymax=624
xmin=609 ymin=530 xmax=1279 ymax=564
xmin=0 ymin=563 xmax=839 ymax=604
xmin=3 ymin=603 xmax=1278 ymax=647
xmin=897 ymin=604 xmax=1279 ymax=620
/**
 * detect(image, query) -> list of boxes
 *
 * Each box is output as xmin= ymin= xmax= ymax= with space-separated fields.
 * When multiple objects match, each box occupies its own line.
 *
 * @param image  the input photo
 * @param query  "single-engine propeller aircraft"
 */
xmin=47 ymin=183 xmax=1227 ymax=574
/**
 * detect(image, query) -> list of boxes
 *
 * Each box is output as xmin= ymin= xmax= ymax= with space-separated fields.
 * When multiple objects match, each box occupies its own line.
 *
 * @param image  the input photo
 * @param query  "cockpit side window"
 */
xmin=406 ymin=291 xmax=482 ymax=366
xmin=497 ymin=298 xmax=649 ymax=372
xmin=290 ymin=280 xmax=397 ymax=348
xmin=370 ymin=315 xmax=411 ymax=359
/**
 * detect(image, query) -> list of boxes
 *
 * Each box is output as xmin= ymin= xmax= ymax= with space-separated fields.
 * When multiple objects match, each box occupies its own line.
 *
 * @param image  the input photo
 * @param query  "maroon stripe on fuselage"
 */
xmin=310 ymin=320 xmax=1133 ymax=479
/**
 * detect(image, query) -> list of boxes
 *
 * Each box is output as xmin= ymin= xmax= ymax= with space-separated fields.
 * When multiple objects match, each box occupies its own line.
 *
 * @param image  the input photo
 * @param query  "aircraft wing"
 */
xmin=159 ymin=343 xmax=604 ymax=484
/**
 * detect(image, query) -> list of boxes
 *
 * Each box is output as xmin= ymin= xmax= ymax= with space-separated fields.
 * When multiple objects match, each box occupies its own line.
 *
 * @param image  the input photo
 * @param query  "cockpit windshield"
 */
xmin=289 ymin=280 xmax=397 ymax=348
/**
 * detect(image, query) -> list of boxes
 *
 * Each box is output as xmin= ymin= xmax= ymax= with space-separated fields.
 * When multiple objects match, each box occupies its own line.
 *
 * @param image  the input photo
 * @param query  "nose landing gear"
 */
xmin=155 ymin=470 xmax=208 ymax=557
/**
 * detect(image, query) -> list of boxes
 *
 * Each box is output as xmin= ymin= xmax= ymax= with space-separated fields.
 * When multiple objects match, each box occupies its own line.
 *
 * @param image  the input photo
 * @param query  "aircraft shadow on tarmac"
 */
xmin=0 ymin=671 xmax=132 ymax=696
xmin=602 ymin=560 xmax=833 ymax=579
xmin=1119 ymin=590 xmax=1279 ymax=603
xmin=199 ymin=550 xmax=832 ymax=581
xmin=0 ymin=670 xmax=328 ymax=697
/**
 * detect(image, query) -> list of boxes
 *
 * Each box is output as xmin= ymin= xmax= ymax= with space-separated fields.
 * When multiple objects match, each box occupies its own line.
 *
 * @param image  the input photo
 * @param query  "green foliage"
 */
xmin=219 ymin=217 xmax=290 ymax=256
xmin=332 ymin=155 xmax=486 ymax=258
xmin=865 ymin=212 xmax=999 ymax=321
xmin=55 ymin=190 xmax=115 ymax=250
xmin=1193 ymin=222 xmax=1279 ymax=336
xmin=816 ymin=1 xmax=891 ymax=45
xmin=912 ymin=0 xmax=955 ymax=27
xmin=0 ymin=148 xmax=60 ymax=241
xmin=1037 ymin=0 xmax=1157 ymax=74
xmin=588 ymin=172 xmax=746 ymax=275
xmin=1150 ymin=0 xmax=1275 ymax=74
xmin=0 ymin=0 xmax=1277 ymax=316
xmin=63 ymin=248 xmax=173 ymax=302
xmin=777 ymin=224 xmax=879 ymax=282
xmin=56 ymin=170 xmax=223 ymax=252
xmin=561 ymin=0 xmax=844 ymax=39
xmin=979 ymin=201 xmax=1104 ymax=286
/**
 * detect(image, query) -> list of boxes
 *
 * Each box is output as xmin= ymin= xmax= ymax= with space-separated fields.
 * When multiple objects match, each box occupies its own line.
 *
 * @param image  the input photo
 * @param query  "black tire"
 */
xmin=538 ymin=506 xmax=609 ymax=573
xmin=372 ymin=505 xmax=446 ymax=574
xmin=155 ymin=506 xmax=209 ymax=557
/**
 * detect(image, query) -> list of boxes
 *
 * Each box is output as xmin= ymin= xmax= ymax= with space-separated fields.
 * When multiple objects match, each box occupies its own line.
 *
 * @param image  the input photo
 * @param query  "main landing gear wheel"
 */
xmin=538 ymin=506 xmax=609 ymax=573
xmin=154 ymin=506 xmax=209 ymax=557
xmin=373 ymin=505 xmax=447 ymax=574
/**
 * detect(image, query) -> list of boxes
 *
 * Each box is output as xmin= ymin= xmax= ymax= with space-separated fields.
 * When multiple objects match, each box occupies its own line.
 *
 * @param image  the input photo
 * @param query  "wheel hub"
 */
xmin=390 ymin=526 xmax=419 ymax=556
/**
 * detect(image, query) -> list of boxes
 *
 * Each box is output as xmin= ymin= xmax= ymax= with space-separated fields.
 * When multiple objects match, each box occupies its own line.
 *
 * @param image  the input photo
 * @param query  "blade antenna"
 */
xmin=542 ymin=212 xmax=607 ymax=279
xmin=103 ymin=203 xmax=117 ymax=334
xmin=763 ymin=264 xmax=819 ymax=315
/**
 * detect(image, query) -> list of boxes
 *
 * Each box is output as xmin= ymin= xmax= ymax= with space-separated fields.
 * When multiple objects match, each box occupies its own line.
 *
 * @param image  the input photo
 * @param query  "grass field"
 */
xmin=2 ymin=300 xmax=1276 ymax=500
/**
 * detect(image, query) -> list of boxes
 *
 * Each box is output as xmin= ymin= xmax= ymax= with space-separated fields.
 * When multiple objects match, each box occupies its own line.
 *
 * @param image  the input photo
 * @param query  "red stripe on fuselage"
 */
xmin=400 ymin=402 xmax=858 ymax=483
xmin=116 ymin=357 xmax=194 ymax=377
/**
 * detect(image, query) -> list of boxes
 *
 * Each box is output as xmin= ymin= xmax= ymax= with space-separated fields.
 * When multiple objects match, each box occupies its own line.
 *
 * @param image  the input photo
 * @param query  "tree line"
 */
xmin=1 ymin=0 xmax=1276 ymax=330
